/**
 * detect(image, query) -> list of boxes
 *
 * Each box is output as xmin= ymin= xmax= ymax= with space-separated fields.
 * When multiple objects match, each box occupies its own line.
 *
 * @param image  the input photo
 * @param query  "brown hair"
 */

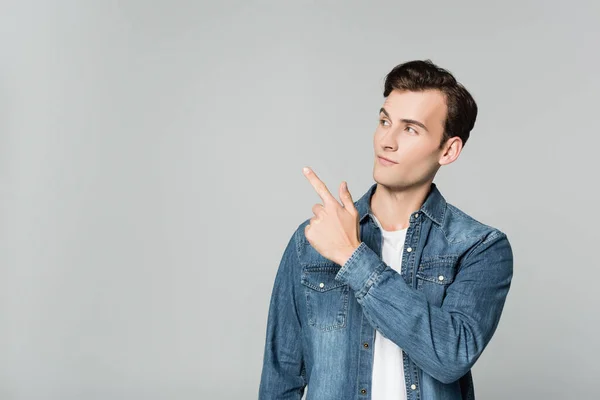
xmin=383 ymin=60 xmax=478 ymax=148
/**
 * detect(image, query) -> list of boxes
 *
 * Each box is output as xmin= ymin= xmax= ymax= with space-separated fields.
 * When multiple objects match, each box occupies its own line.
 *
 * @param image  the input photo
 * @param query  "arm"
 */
xmin=258 ymin=228 xmax=306 ymax=399
xmin=335 ymin=230 xmax=513 ymax=384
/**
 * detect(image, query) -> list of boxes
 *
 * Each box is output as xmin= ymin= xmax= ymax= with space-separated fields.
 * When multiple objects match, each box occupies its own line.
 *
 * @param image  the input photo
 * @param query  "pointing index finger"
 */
xmin=303 ymin=167 xmax=337 ymax=206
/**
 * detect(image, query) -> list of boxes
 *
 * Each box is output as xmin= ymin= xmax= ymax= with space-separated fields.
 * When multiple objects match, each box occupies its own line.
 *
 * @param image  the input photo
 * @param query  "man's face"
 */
xmin=373 ymin=89 xmax=453 ymax=190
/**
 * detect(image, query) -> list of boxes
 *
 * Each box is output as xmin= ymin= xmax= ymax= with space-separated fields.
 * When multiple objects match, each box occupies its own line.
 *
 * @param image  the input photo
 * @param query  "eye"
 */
xmin=406 ymin=126 xmax=418 ymax=134
xmin=379 ymin=119 xmax=390 ymax=127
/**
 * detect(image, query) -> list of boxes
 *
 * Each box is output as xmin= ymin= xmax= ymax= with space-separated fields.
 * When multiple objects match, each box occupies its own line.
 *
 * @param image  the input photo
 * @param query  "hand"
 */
xmin=303 ymin=167 xmax=361 ymax=266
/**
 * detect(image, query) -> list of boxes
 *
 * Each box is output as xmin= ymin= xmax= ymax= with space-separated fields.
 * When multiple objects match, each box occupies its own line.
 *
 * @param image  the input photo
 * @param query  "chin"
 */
xmin=373 ymin=168 xmax=398 ymax=187
xmin=373 ymin=168 xmax=418 ymax=191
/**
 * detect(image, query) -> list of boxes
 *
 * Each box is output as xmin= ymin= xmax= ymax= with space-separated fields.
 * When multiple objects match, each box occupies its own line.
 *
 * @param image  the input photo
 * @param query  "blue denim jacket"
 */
xmin=259 ymin=182 xmax=513 ymax=400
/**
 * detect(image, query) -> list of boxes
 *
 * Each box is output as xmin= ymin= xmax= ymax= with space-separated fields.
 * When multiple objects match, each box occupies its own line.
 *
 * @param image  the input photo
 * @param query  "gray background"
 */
xmin=1 ymin=1 xmax=598 ymax=399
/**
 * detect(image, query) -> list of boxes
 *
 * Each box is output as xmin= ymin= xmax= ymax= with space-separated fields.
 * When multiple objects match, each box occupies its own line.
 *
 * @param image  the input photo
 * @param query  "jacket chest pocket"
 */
xmin=416 ymin=256 xmax=458 ymax=306
xmin=301 ymin=265 xmax=349 ymax=332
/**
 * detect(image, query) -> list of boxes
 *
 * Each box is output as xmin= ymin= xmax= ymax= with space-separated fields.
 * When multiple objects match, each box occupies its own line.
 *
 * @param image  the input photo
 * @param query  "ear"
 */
xmin=440 ymin=137 xmax=463 ymax=165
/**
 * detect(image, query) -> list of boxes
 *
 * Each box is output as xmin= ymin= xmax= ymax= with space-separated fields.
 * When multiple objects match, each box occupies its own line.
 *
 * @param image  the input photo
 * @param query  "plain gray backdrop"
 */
xmin=1 ymin=1 xmax=598 ymax=399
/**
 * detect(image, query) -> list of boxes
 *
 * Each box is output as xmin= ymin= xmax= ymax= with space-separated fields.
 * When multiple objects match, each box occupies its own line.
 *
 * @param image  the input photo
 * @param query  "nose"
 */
xmin=378 ymin=128 xmax=398 ymax=152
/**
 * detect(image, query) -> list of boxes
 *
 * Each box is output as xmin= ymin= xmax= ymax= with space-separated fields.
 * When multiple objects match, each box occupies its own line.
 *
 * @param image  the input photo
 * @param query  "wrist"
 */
xmin=336 ymin=242 xmax=362 ymax=266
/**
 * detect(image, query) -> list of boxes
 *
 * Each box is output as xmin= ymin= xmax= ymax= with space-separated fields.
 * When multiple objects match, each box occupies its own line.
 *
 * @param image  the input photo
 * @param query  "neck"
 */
xmin=370 ymin=181 xmax=432 ymax=231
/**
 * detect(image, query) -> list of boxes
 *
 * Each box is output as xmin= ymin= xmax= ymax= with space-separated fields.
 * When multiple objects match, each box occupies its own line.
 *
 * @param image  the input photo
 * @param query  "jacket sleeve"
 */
xmin=335 ymin=229 xmax=513 ymax=384
xmin=258 ymin=228 xmax=306 ymax=399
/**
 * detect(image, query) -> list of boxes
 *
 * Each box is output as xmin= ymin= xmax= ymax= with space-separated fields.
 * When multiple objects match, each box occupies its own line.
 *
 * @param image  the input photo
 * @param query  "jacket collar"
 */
xmin=355 ymin=181 xmax=447 ymax=226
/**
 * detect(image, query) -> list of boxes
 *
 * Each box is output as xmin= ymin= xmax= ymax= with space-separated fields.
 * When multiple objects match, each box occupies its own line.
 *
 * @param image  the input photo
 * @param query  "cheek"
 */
xmin=396 ymin=148 xmax=437 ymax=170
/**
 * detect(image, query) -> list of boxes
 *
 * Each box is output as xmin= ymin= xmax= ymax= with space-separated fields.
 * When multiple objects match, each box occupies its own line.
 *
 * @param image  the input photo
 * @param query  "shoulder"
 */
xmin=439 ymin=201 xmax=509 ymax=245
xmin=438 ymin=202 xmax=513 ymax=271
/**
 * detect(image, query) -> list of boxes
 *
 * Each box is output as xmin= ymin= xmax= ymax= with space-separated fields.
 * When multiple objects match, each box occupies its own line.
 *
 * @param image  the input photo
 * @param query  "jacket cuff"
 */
xmin=335 ymin=242 xmax=385 ymax=298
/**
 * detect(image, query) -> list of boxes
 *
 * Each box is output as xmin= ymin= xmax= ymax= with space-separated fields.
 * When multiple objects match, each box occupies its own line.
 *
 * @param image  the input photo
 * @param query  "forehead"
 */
xmin=382 ymin=89 xmax=447 ymax=130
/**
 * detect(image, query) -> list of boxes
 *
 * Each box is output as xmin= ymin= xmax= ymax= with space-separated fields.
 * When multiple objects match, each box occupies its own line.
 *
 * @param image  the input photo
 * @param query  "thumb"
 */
xmin=339 ymin=181 xmax=356 ymax=211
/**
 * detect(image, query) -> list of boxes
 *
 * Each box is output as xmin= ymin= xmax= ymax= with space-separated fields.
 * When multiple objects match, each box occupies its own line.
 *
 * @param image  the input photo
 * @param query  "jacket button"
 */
xmin=319 ymin=282 xmax=324 ymax=288
xmin=360 ymin=388 xmax=367 ymax=394
xmin=406 ymin=247 xmax=413 ymax=252
xmin=363 ymin=342 xmax=369 ymax=348
xmin=438 ymin=275 xmax=444 ymax=281
xmin=411 ymin=384 xmax=417 ymax=390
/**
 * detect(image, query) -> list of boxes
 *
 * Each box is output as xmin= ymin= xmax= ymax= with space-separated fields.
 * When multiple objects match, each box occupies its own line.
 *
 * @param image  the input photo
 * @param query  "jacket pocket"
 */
xmin=416 ymin=256 xmax=458 ymax=306
xmin=301 ymin=265 xmax=349 ymax=332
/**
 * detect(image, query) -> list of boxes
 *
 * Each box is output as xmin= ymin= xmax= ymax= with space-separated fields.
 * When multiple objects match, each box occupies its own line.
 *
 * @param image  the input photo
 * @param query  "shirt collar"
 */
xmin=355 ymin=181 xmax=447 ymax=226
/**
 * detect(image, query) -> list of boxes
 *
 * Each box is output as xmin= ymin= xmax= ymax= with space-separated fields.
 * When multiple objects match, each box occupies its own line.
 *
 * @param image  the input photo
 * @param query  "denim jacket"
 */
xmin=259 ymin=182 xmax=513 ymax=400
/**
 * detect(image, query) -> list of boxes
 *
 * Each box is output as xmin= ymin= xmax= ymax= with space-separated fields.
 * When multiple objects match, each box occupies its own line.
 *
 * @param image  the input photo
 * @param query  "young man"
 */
xmin=258 ymin=60 xmax=513 ymax=400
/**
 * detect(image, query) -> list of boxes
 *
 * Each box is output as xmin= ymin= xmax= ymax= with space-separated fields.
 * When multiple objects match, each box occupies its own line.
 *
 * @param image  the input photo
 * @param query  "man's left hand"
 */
xmin=303 ymin=166 xmax=361 ymax=266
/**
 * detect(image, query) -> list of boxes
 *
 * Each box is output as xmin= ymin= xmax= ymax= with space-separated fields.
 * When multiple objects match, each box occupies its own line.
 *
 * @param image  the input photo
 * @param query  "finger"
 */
xmin=339 ymin=181 xmax=357 ymax=213
xmin=303 ymin=166 xmax=339 ymax=207
xmin=312 ymin=203 xmax=325 ymax=216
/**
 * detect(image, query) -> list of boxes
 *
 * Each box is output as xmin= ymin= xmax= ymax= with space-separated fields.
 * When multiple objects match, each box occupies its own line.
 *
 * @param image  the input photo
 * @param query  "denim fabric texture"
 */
xmin=259 ymin=182 xmax=513 ymax=400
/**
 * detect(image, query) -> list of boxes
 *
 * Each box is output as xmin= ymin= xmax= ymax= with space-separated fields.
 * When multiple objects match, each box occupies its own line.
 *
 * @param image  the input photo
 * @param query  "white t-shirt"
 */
xmin=370 ymin=214 xmax=408 ymax=400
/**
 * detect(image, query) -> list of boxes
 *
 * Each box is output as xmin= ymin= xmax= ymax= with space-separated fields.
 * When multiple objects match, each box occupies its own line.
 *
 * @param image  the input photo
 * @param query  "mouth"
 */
xmin=377 ymin=156 xmax=398 ymax=166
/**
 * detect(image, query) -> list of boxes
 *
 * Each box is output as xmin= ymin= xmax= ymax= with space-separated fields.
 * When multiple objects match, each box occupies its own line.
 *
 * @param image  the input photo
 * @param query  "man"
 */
xmin=258 ymin=60 xmax=513 ymax=400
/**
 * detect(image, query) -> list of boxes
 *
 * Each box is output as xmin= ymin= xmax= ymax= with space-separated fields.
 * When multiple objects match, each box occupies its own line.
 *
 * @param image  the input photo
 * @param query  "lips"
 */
xmin=378 ymin=156 xmax=397 ymax=164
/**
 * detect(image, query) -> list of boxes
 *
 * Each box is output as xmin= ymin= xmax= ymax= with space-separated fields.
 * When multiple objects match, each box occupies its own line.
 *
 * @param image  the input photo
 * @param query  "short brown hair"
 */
xmin=383 ymin=60 xmax=478 ymax=148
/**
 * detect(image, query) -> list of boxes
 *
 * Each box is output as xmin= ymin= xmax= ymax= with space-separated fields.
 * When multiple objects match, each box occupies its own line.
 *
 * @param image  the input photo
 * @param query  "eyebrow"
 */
xmin=379 ymin=107 xmax=429 ymax=132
